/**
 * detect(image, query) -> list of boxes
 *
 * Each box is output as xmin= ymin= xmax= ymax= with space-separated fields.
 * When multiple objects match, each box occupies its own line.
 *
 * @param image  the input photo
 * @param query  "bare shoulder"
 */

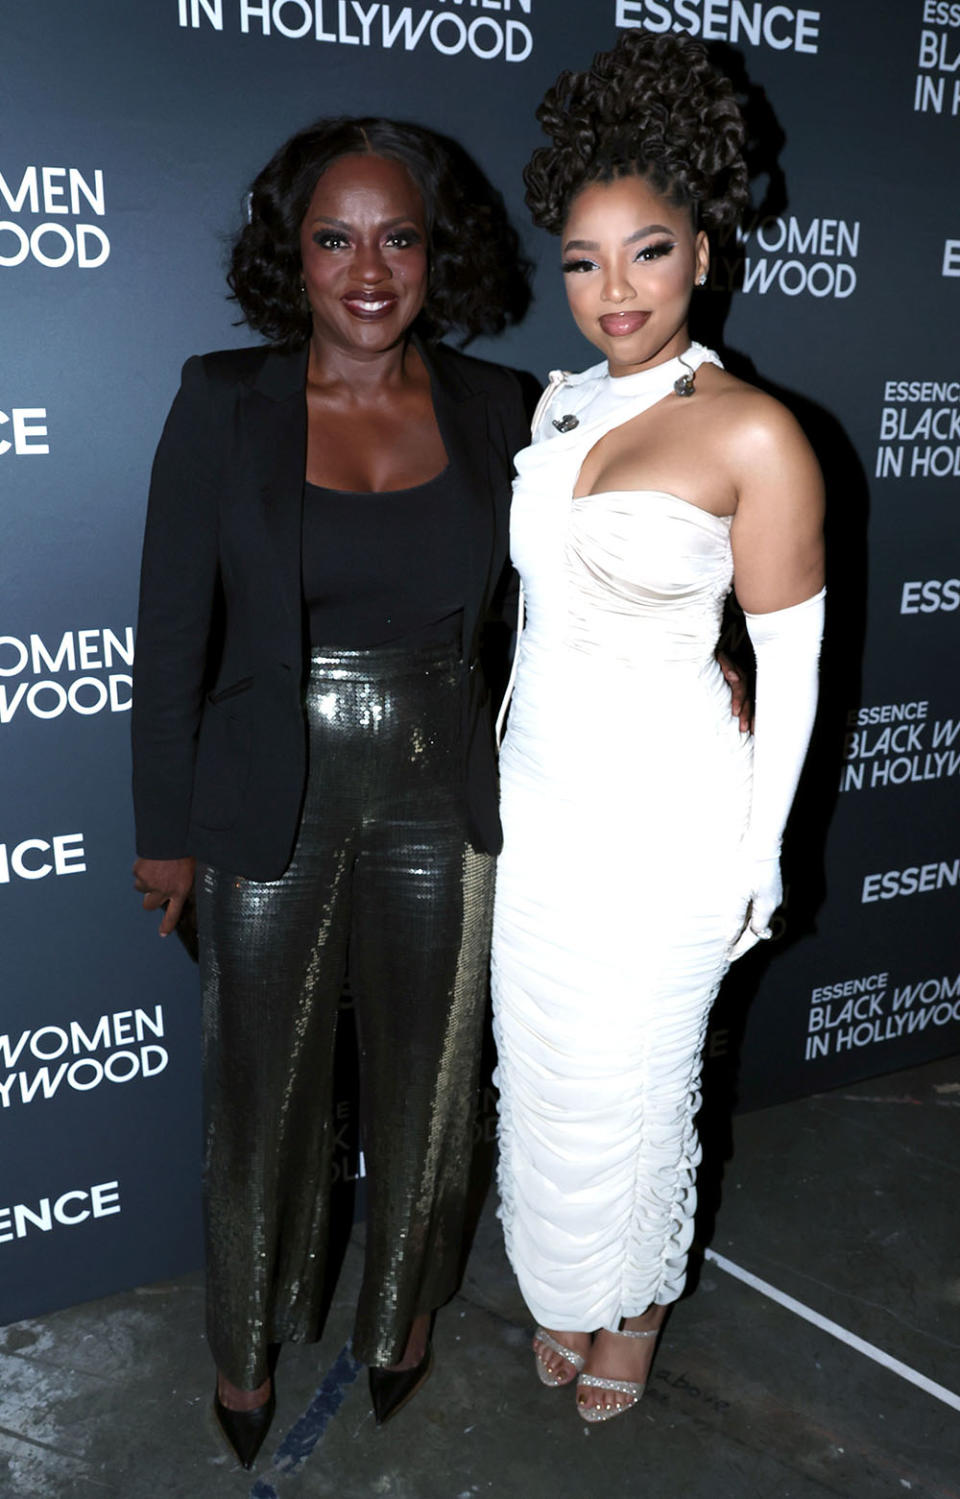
xmin=697 ymin=367 xmax=819 ymax=480
xmin=699 ymin=368 xmax=806 ymax=446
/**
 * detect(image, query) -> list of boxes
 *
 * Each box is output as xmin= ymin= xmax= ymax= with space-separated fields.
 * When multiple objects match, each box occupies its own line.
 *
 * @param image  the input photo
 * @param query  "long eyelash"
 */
xmin=636 ymin=241 xmax=676 ymax=261
xmin=561 ymin=241 xmax=676 ymax=274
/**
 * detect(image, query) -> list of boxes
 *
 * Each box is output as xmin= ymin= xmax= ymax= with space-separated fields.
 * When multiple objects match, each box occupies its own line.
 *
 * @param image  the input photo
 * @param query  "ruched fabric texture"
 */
xmin=492 ymin=347 xmax=752 ymax=1332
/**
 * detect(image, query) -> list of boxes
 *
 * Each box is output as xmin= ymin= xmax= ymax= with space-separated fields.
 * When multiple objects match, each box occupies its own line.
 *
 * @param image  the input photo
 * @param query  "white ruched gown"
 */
xmin=492 ymin=345 xmax=753 ymax=1332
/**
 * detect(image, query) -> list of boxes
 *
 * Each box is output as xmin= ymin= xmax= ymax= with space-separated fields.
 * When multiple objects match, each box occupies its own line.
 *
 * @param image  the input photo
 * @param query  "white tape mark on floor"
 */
xmin=704 ymin=1248 xmax=960 ymax=1413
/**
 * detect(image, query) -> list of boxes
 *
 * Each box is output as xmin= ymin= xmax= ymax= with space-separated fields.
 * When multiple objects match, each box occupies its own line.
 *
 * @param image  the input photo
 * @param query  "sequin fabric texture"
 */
xmin=197 ymin=643 xmax=494 ymax=1386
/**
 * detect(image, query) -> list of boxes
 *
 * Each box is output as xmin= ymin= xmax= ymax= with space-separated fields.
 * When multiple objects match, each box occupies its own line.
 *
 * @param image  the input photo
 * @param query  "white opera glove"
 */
xmin=728 ymin=587 xmax=825 ymax=961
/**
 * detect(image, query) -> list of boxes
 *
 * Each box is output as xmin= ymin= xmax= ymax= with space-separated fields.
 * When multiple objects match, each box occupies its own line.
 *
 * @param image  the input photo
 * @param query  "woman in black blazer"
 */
xmin=132 ymin=118 xmax=532 ymax=1467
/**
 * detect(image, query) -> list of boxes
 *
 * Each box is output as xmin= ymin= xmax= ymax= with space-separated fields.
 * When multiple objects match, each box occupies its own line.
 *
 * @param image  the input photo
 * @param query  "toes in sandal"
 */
xmin=534 ymin=1328 xmax=587 ymax=1387
xmin=577 ymin=1325 xmax=659 ymax=1423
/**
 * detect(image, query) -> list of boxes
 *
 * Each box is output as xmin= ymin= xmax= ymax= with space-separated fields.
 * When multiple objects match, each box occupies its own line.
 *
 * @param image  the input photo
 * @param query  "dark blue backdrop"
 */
xmin=2 ymin=0 xmax=958 ymax=1323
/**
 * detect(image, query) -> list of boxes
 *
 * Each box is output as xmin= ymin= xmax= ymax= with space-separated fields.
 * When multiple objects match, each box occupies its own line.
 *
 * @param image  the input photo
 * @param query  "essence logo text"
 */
xmin=616 ymin=0 xmax=821 ymax=54
xmin=0 ymin=834 xmax=85 ymax=884
xmin=0 ymin=408 xmax=49 ymax=455
xmin=0 ymin=1181 xmax=121 ymax=1245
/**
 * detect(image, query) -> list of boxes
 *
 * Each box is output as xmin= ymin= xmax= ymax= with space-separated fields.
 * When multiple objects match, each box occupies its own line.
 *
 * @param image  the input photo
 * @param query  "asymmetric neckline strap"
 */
xmin=536 ymin=343 xmax=722 ymax=440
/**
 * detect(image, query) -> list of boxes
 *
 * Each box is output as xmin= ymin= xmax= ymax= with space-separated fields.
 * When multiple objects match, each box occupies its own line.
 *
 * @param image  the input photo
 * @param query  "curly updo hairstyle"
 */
xmin=229 ymin=116 xmax=531 ymax=349
xmin=524 ymin=30 xmax=748 ymax=235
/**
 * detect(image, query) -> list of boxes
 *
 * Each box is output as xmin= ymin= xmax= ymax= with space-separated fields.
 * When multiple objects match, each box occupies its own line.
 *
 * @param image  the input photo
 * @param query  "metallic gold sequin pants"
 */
xmin=196 ymin=643 xmax=494 ymax=1387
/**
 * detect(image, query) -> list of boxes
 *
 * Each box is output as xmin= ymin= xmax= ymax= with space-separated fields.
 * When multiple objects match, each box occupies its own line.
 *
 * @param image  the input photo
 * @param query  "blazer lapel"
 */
xmin=418 ymin=340 xmax=496 ymax=654
xmin=235 ymin=339 xmax=499 ymax=658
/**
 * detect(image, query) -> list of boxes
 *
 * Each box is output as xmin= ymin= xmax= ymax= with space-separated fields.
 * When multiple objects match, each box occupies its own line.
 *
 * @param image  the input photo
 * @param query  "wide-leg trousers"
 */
xmin=195 ymin=643 xmax=495 ymax=1387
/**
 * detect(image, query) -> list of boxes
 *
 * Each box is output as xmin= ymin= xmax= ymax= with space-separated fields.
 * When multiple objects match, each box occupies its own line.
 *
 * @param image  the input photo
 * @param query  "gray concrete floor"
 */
xmin=2 ymin=1056 xmax=958 ymax=1499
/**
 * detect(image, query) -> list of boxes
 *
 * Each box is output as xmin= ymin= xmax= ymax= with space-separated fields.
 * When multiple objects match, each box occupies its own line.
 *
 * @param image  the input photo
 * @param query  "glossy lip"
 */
xmin=598 ymin=310 xmax=650 ymax=337
xmin=341 ymin=294 xmax=399 ymax=320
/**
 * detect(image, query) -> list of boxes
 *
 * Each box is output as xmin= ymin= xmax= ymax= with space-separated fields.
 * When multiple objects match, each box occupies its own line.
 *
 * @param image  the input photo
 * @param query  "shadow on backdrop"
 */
xmin=689 ymin=45 xmax=870 ymax=1285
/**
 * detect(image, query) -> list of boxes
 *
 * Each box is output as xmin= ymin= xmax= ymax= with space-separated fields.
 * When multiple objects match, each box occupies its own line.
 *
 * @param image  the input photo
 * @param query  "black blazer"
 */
xmin=132 ymin=338 xmax=532 ymax=880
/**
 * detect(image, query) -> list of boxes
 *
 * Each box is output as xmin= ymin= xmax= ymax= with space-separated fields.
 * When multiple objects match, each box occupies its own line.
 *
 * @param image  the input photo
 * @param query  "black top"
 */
xmin=133 ymin=339 xmax=534 ymax=878
xmin=302 ymin=465 xmax=465 ymax=648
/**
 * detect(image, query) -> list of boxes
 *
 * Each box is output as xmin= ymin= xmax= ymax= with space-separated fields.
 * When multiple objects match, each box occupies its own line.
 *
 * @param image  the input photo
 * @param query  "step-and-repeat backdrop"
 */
xmin=3 ymin=0 xmax=957 ymax=1323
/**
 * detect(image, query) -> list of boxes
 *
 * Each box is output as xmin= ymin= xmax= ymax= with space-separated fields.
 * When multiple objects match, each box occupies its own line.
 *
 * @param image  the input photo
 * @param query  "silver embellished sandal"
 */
xmin=576 ymin=1325 xmax=659 ymax=1422
xmin=533 ymin=1327 xmax=587 ymax=1387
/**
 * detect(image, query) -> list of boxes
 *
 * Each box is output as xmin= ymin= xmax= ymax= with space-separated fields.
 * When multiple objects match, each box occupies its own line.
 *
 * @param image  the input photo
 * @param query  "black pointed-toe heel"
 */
xmin=213 ymin=1385 xmax=276 ymax=1470
xmin=368 ymin=1343 xmax=433 ymax=1427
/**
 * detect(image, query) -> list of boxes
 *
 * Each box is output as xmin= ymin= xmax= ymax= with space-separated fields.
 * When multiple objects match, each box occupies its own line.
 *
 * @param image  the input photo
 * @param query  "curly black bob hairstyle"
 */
xmin=228 ymin=116 xmax=531 ymax=349
xmin=524 ymin=30 xmax=748 ymax=235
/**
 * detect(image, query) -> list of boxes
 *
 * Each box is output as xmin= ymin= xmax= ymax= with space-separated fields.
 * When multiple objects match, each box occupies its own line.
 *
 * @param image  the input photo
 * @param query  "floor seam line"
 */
xmin=0 ymin=1421 xmax=101 ymax=1465
xmin=704 ymin=1247 xmax=960 ymax=1412
xmin=709 ymin=1246 xmax=960 ymax=1349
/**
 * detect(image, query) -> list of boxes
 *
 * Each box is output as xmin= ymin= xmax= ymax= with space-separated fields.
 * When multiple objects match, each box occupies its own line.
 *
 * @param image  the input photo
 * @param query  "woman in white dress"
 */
xmin=492 ymin=30 xmax=826 ymax=1421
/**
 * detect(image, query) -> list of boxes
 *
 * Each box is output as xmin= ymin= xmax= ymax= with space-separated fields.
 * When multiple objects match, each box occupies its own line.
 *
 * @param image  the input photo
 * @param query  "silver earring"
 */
xmin=697 ymin=273 xmax=708 ymax=287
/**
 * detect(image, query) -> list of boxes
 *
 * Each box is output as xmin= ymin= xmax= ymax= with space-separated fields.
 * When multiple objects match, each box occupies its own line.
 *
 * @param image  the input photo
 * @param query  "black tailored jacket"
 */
xmin=131 ymin=338 xmax=533 ymax=880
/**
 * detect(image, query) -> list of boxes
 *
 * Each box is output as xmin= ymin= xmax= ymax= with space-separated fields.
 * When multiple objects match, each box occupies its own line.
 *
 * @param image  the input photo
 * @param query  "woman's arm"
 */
xmin=728 ymin=395 xmax=824 ymax=615
xmin=131 ymin=357 xmax=223 ymax=928
xmin=727 ymin=396 xmax=826 ymax=957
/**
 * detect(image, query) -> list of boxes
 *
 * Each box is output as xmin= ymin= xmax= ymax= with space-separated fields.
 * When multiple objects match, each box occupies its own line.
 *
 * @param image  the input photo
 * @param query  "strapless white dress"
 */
xmin=492 ymin=345 xmax=753 ymax=1332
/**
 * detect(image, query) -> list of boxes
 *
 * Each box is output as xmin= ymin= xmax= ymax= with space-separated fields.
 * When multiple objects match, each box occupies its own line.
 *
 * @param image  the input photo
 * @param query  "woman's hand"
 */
xmin=133 ymin=856 xmax=196 ymax=937
xmin=716 ymin=650 xmax=752 ymax=733
xmin=728 ymin=851 xmax=782 ymax=961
